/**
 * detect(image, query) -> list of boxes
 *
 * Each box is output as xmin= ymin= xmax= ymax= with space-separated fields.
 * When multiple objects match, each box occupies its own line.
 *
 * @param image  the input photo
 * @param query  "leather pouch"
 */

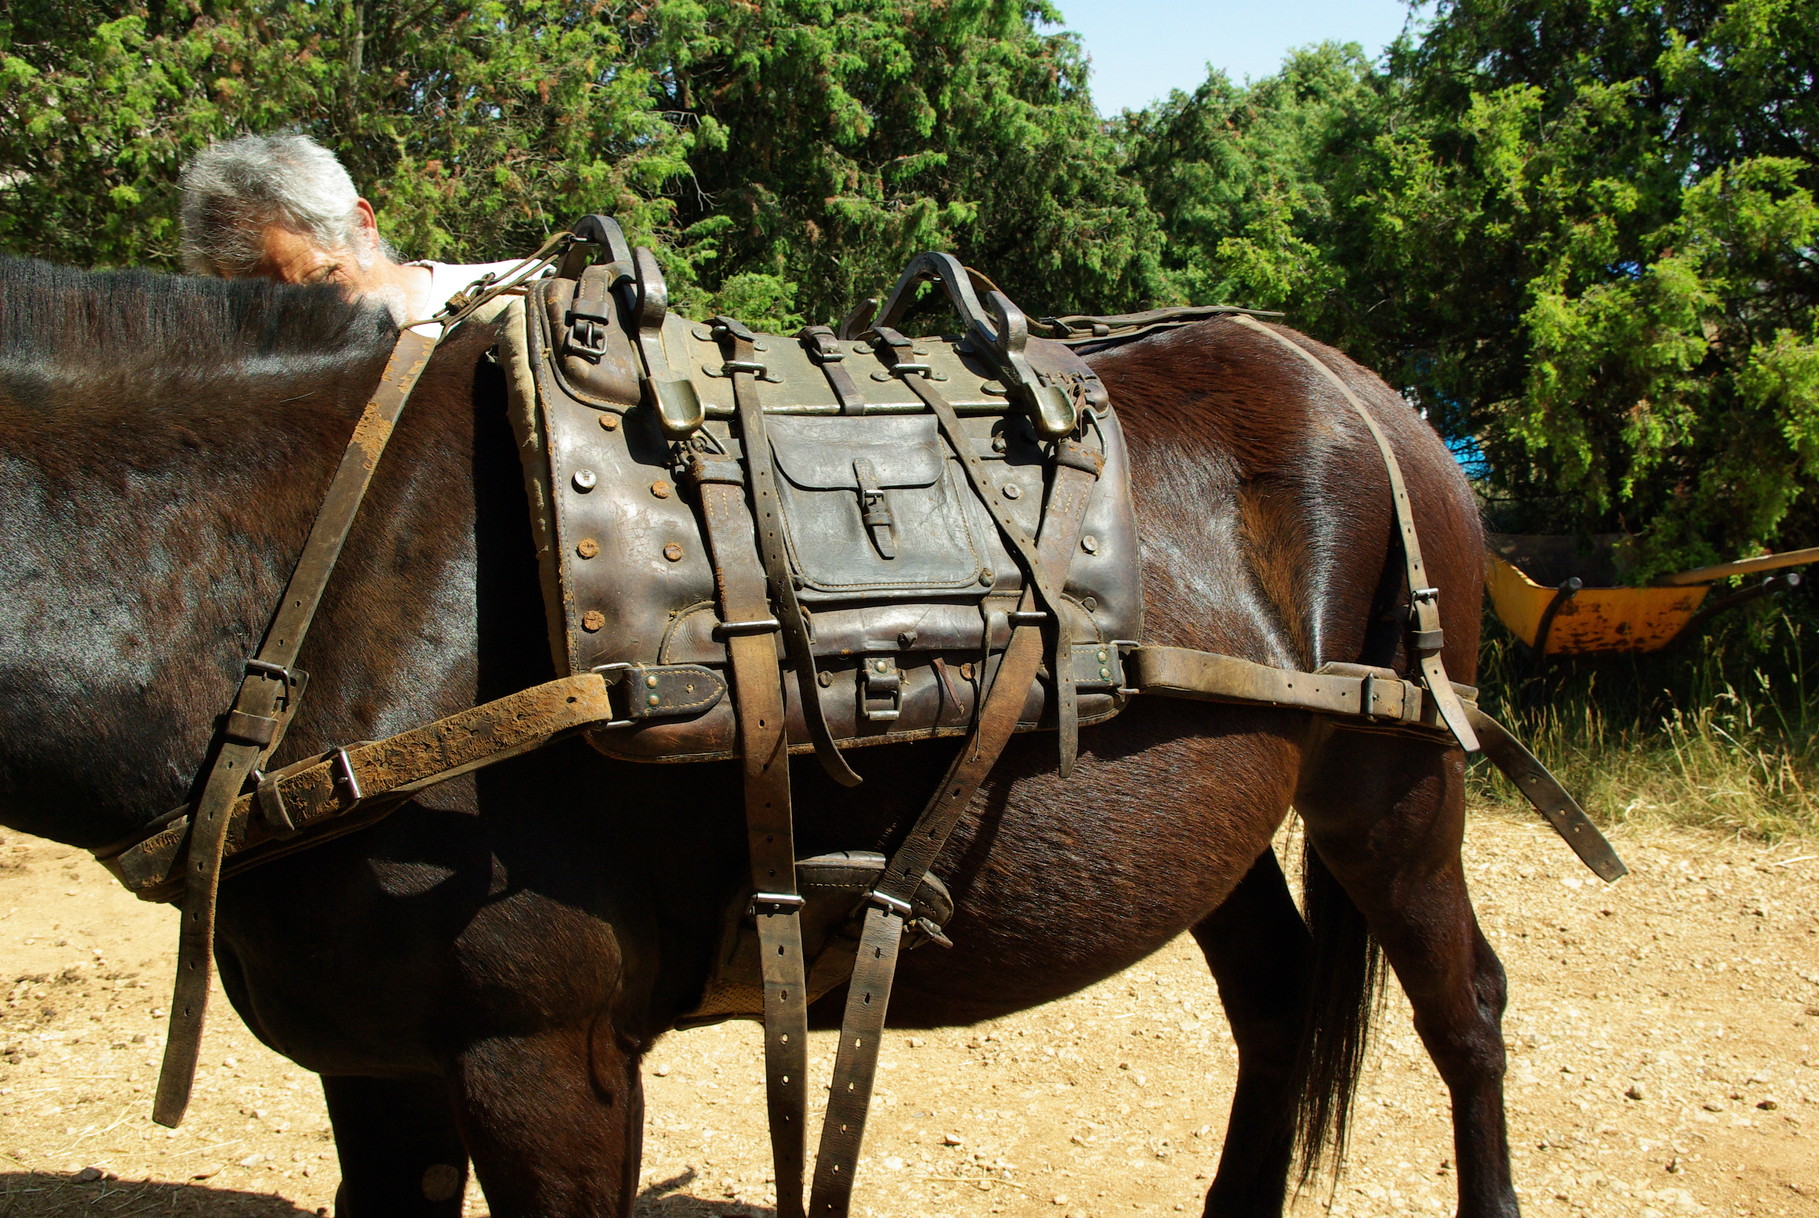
xmin=768 ymin=415 xmax=989 ymax=598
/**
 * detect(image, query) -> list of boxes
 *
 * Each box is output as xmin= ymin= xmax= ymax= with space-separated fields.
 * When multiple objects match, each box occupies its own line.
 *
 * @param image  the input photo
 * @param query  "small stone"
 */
xmin=653 ymin=1063 xmax=671 ymax=1077
xmin=907 ymin=1036 xmax=925 ymax=1049
xmin=942 ymin=1134 xmax=964 ymax=1146
xmin=238 ymin=1153 xmax=264 ymax=1168
xmin=1701 ymin=1100 xmax=1723 ymax=1112
xmin=883 ymin=1156 xmax=905 ymax=1170
xmin=72 ymin=1166 xmax=101 ymax=1183
xmin=193 ymin=1164 xmax=223 ymax=1180
xmin=1625 ymin=1084 xmax=1645 ymax=1101
xmin=1757 ymin=1099 xmax=1778 ymax=1110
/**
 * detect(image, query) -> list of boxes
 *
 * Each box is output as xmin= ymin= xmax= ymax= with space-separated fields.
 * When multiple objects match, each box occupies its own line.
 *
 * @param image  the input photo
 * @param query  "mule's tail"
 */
xmin=1291 ymin=843 xmax=1383 ymax=1188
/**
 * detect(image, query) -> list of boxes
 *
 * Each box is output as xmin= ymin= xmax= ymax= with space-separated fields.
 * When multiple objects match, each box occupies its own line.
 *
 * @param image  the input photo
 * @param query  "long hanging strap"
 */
xmin=806 ymin=450 xmax=1100 ymax=1216
xmin=155 ymin=323 xmax=442 ymax=1127
xmin=873 ymin=329 xmax=1092 ymax=776
xmin=1230 ymin=315 xmax=1480 ymax=753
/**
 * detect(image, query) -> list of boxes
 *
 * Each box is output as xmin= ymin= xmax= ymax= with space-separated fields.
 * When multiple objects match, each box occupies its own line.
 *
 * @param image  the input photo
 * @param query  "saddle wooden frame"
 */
xmin=91 ymin=221 xmax=1626 ymax=1218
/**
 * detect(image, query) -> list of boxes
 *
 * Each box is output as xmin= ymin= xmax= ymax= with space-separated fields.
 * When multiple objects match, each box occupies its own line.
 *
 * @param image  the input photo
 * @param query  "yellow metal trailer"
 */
xmin=1485 ymin=536 xmax=1818 ymax=657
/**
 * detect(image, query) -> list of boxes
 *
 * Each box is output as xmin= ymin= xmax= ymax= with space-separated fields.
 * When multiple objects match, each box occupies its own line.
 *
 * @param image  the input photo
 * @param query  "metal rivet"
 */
xmin=647 ymin=694 xmax=662 ymax=707
xmin=599 ymin=414 xmax=619 ymax=432
xmin=692 ymin=324 xmax=716 ymax=341
xmin=650 ymin=479 xmax=672 ymax=499
xmin=991 ymin=434 xmax=1008 ymax=453
xmin=572 ymin=468 xmax=597 ymax=492
xmin=581 ymin=610 xmax=605 ymax=632
xmin=1097 ymin=649 xmax=1108 ymax=662
xmin=645 ymin=675 xmax=660 ymax=688
xmin=1081 ymin=534 xmax=1099 ymax=554
xmin=1002 ymin=483 xmax=1021 ymax=500
xmin=979 ymin=570 xmax=995 ymax=586
xmin=1100 ymin=667 xmax=1111 ymax=680
xmin=818 ymin=671 xmax=833 ymax=688
xmin=576 ymin=538 xmax=600 ymax=559
xmin=663 ymin=543 xmax=684 ymax=562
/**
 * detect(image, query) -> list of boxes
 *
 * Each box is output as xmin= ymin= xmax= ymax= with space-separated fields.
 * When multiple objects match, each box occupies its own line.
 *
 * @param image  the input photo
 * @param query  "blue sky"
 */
xmin=1049 ymin=0 xmax=1424 ymax=114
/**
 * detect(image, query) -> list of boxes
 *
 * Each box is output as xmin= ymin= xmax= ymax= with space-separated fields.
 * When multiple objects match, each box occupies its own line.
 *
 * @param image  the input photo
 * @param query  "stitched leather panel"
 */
xmin=513 ymin=274 xmax=1142 ymax=764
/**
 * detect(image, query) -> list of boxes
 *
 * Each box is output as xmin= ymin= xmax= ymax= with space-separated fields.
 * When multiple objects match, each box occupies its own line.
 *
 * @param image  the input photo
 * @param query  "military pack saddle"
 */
xmin=97 ymin=216 xmax=1625 ymax=1218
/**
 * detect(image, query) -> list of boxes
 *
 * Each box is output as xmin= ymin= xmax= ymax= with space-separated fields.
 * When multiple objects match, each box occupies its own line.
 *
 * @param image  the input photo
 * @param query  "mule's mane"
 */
xmin=0 ymin=256 xmax=393 ymax=416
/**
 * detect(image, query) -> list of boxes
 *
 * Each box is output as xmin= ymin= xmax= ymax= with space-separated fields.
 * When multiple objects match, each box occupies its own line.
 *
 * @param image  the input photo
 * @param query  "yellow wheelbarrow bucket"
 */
xmin=1485 ymin=537 xmax=1818 ymax=657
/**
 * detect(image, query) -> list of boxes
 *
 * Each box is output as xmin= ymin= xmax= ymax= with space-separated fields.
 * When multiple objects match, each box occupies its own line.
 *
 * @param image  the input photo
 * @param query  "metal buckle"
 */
xmin=567 ymin=316 xmax=609 ymax=361
xmin=330 ymin=747 xmax=364 ymax=804
xmin=868 ymin=891 xmax=913 ymax=917
xmin=715 ymin=617 xmax=782 ymax=638
xmin=887 ymin=361 xmax=933 ymax=378
xmin=751 ymin=891 xmax=806 ymax=916
xmin=720 ymin=359 xmax=767 ymax=376
xmin=244 ymin=659 xmax=296 ymax=685
xmin=861 ymin=656 xmax=902 ymax=722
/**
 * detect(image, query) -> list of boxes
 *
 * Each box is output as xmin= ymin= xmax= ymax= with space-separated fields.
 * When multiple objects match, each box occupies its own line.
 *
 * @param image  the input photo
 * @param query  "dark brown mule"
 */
xmin=0 ymin=258 xmax=1513 ymax=1217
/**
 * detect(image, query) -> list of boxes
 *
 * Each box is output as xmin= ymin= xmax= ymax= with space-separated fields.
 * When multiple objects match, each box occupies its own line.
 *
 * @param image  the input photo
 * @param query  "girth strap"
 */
xmin=154 ymin=323 xmax=441 ymax=1128
xmin=684 ymin=448 xmax=812 ymax=1218
xmin=806 ymin=448 xmax=1100 ymax=1216
xmin=1230 ymin=314 xmax=1480 ymax=753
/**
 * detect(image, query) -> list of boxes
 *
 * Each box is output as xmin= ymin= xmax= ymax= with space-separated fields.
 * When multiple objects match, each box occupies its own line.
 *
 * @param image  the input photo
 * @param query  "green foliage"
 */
xmin=644 ymin=0 xmax=1167 ymax=321
xmin=4 ymin=0 xmax=1816 ymax=575
xmin=0 ymin=0 xmax=688 ymax=269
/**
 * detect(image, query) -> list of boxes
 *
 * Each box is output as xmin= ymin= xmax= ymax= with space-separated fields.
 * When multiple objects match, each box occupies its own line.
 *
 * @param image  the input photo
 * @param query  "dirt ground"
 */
xmin=2 ymin=810 xmax=1814 ymax=1218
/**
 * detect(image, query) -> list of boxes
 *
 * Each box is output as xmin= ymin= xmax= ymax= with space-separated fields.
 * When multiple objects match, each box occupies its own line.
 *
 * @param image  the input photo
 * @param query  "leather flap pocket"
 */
xmin=767 ymin=415 xmax=944 ymax=490
xmin=764 ymin=414 xmax=988 ymax=599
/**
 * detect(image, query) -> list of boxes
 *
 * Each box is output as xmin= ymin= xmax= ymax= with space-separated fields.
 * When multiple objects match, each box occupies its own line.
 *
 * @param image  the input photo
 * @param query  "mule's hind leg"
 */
xmin=1296 ymin=728 xmax=1518 ymax=1217
xmin=1191 ymin=846 xmax=1312 ymax=1217
xmin=322 ymin=1074 xmax=468 ymax=1217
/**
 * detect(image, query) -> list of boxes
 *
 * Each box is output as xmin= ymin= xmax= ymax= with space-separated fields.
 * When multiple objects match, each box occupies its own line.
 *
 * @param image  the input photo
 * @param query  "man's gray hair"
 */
xmin=180 ymin=133 xmax=385 ymax=276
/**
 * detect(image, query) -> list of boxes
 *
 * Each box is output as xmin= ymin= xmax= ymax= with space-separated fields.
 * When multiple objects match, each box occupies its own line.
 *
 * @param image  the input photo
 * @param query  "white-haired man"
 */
xmin=180 ymin=133 xmax=529 ymax=321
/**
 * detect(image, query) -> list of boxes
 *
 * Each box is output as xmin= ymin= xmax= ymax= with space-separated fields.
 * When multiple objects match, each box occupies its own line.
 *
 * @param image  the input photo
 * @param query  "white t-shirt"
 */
xmin=405 ymin=258 xmax=546 ymax=322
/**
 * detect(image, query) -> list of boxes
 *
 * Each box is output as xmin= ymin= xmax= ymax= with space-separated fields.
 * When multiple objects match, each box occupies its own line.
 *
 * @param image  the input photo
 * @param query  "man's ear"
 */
xmin=353 ymin=197 xmax=379 ymax=237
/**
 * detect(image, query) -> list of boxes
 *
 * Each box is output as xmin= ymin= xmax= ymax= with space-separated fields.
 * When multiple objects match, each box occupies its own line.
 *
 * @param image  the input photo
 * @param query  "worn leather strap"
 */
xmin=806 ymin=455 xmax=1097 ymax=1216
xmin=1124 ymin=647 xmax=1625 ymax=881
xmin=97 ymin=673 xmax=627 ymax=900
xmin=1465 ymin=706 xmax=1628 ymax=881
xmin=799 ymin=325 xmax=866 ymax=414
xmin=684 ymin=446 xmax=811 ymax=1218
xmin=1230 ymin=315 xmax=1479 ymax=753
xmin=716 ymin=319 xmax=861 ymax=790
xmin=876 ymin=330 xmax=1095 ymax=775
xmin=155 ymin=324 xmax=441 ymax=1128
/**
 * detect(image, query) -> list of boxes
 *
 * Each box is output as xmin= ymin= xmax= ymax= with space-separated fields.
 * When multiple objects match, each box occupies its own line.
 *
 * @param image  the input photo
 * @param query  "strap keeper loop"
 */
xmin=751 ymin=891 xmax=806 ymax=915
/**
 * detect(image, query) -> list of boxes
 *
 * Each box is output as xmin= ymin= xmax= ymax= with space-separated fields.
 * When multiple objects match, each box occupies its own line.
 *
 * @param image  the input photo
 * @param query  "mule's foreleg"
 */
xmin=1296 ymin=729 xmax=1518 ymax=1218
xmin=1191 ymin=846 xmax=1313 ymax=1218
xmin=322 ymin=1074 xmax=469 ymax=1218
xmin=450 ymin=1021 xmax=646 ymax=1218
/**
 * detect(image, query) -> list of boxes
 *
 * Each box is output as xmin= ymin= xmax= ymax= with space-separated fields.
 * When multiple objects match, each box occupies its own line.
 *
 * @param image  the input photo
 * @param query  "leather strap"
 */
xmin=155 ymin=323 xmax=440 ymax=1128
xmin=715 ymin=318 xmax=861 ymax=790
xmin=874 ymin=328 xmax=1096 ymax=776
xmin=1127 ymin=647 xmax=1461 ymax=729
xmin=806 ymin=453 xmax=1098 ymax=1216
xmin=1465 ymin=706 xmax=1628 ymax=881
xmin=1230 ymin=315 xmax=1479 ymax=753
xmin=684 ymin=445 xmax=811 ymax=1218
xmin=97 ymin=673 xmax=627 ymax=899
xmin=799 ymin=325 xmax=865 ymax=414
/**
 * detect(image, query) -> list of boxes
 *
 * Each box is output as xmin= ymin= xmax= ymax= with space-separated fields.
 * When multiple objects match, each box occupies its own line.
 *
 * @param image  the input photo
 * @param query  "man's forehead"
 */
xmin=249 ymin=225 xmax=342 ymax=281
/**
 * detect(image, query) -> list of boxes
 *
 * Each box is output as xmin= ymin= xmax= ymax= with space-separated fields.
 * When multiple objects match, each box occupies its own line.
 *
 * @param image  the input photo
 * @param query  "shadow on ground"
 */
xmin=0 ymin=1171 xmax=319 ymax=1217
xmin=633 ymin=1168 xmax=776 ymax=1217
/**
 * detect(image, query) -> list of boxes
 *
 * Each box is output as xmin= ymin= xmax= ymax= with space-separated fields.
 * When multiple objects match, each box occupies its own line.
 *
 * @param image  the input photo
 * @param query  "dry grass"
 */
xmin=1469 ymin=614 xmax=1819 ymax=841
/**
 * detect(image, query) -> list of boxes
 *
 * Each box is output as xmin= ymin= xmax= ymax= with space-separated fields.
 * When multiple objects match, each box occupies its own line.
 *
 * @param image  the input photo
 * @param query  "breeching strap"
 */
xmin=153 ymin=322 xmax=442 ymax=1127
xmin=1230 ymin=314 xmax=1480 ymax=753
